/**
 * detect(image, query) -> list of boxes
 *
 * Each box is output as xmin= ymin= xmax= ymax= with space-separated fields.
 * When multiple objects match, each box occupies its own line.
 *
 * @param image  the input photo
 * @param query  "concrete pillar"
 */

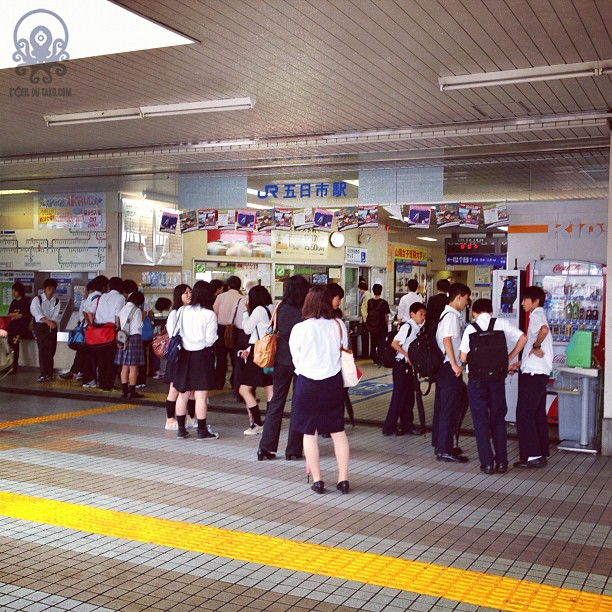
xmin=602 ymin=128 xmax=612 ymax=455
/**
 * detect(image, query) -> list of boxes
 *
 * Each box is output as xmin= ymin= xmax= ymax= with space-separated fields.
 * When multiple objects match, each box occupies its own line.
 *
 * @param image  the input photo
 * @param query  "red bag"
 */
xmin=85 ymin=323 xmax=117 ymax=349
xmin=0 ymin=317 xmax=10 ymax=331
xmin=152 ymin=328 xmax=169 ymax=359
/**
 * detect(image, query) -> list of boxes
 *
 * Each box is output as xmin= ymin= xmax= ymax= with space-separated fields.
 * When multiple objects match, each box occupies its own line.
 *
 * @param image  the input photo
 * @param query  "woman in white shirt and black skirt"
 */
xmin=289 ymin=285 xmax=350 ymax=494
xmin=115 ymin=291 xmax=145 ymax=399
xmin=237 ymin=285 xmax=274 ymax=435
xmin=172 ymin=281 xmax=219 ymax=440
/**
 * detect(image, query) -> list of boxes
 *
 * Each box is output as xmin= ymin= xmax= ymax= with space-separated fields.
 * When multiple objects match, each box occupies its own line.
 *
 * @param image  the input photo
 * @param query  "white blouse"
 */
xmin=118 ymin=303 xmax=143 ymax=335
xmin=242 ymin=305 xmax=273 ymax=344
xmin=178 ymin=305 xmax=218 ymax=351
xmin=166 ymin=309 xmax=179 ymax=337
xmin=289 ymin=318 xmax=348 ymax=380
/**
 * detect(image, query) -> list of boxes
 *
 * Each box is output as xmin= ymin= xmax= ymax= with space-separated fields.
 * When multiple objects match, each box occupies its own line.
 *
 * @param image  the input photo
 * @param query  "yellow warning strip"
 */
xmin=0 ymin=403 xmax=140 ymax=429
xmin=0 ymin=492 xmax=609 ymax=612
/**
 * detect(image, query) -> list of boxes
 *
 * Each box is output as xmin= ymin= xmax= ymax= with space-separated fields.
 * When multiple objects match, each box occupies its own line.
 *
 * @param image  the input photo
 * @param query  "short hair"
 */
xmin=127 ymin=291 xmax=145 ymax=307
xmin=436 ymin=278 xmax=451 ymax=293
xmin=209 ymin=279 xmax=224 ymax=294
xmin=86 ymin=281 xmax=95 ymax=292
xmin=523 ymin=285 xmax=546 ymax=306
xmin=155 ymin=297 xmax=172 ymax=311
xmin=43 ymin=278 xmax=57 ymax=290
xmin=91 ymin=276 xmax=107 ymax=293
xmin=326 ymin=283 xmax=344 ymax=301
xmin=122 ymin=279 xmax=138 ymax=295
xmin=248 ymin=285 xmax=272 ymax=314
xmin=407 ymin=279 xmax=419 ymax=292
xmin=172 ymin=284 xmax=191 ymax=311
xmin=358 ymin=280 xmax=368 ymax=291
xmin=372 ymin=283 xmax=383 ymax=296
xmin=226 ymin=276 xmax=241 ymax=291
xmin=108 ymin=276 xmax=123 ymax=292
xmin=11 ymin=282 xmax=25 ymax=297
xmin=190 ymin=281 xmax=215 ymax=310
xmin=282 ymin=275 xmax=309 ymax=308
xmin=302 ymin=285 xmax=334 ymax=320
xmin=471 ymin=298 xmax=493 ymax=315
xmin=409 ymin=302 xmax=426 ymax=315
xmin=449 ymin=283 xmax=471 ymax=301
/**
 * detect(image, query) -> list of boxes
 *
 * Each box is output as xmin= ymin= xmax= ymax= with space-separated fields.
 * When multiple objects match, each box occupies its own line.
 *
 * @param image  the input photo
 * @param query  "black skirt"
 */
xmin=235 ymin=345 xmax=273 ymax=388
xmin=172 ymin=346 xmax=215 ymax=393
xmin=291 ymin=371 xmax=345 ymax=435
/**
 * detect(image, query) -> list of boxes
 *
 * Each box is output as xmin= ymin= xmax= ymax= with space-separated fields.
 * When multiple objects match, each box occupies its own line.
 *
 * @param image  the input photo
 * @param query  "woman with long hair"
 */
xmin=257 ymin=275 xmax=309 ymax=461
xmin=171 ymin=281 xmax=218 ymax=440
xmin=289 ymin=285 xmax=350 ymax=494
xmin=163 ymin=284 xmax=196 ymax=430
xmin=237 ymin=284 xmax=274 ymax=435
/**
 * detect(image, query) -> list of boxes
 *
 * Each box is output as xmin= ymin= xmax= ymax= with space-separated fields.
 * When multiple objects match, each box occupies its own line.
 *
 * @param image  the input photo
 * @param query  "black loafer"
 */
xmin=336 ymin=480 xmax=349 ymax=494
xmin=496 ymin=463 xmax=508 ymax=474
xmin=513 ymin=458 xmax=547 ymax=469
xmin=257 ymin=449 xmax=276 ymax=461
xmin=480 ymin=464 xmax=495 ymax=475
xmin=311 ymin=481 xmax=325 ymax=494
xmin=437 ymin=453 xmax=468 ymax=463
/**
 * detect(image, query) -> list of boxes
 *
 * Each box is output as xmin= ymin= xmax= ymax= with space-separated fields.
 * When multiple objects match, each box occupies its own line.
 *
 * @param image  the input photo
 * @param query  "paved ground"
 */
xmin=0 ymin=365 xmax=609 ymax=611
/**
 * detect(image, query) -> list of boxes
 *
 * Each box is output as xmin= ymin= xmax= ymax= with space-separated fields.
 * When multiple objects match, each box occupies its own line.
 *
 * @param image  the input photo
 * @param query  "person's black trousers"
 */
xmin=516 ymin=372 xmax=550 ymax=460
xmin=432 ymin=362 xmax=465 ymax=454
xmin=34 ymin=323 xmax=57 ymax=377
xmin=259 ymin=363 xmax=303 ymax=456
xmin=383 ymin=360 xmax=415 ymax=434
xmin=97 ymin=345 xmax=118 ymax=390
xmin=214 ymin=325 xmax=230 ymax=389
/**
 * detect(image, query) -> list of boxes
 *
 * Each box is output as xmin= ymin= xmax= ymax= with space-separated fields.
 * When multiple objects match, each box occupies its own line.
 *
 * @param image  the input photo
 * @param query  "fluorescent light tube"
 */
xmin=247 ymin=202 xmax=272 ymax=210
xmin=417 ymin=236 xmax=437 ymax=242
xmin=45 ymin=108 xmax=141 ymax=126
xmin=140 ymin=97 xmax=255 ymax=117
xmin=0 ymin=189 xmax=38 ymax=195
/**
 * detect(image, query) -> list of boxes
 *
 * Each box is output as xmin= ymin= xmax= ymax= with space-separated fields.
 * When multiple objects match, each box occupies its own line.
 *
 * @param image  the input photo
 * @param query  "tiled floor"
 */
xmin=0 ymin=368 xmax=610 ymax=611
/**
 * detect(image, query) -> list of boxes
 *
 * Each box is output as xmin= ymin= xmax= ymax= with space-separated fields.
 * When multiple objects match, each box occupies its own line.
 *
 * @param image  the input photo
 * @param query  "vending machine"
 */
xmin=492 ymin=269 xmax=526 ymax=422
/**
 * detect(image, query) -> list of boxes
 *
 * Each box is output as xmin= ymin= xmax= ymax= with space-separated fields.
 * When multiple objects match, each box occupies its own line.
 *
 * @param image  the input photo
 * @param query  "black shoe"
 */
xmin=336 ymin=480 xmax=349 ymax=494
xmin=128 ymin=391 xmax=144 ymax=399
xmin=513 ymin=458 xmax=547 ymax=469
xmin=257 ymin=449 xmax=276 ymax=461
xmin=285 ymin=453 xmax=303 ymax=461
xmin=437 ymin=453 xmax=468 ymax=463
xmin=452 ymin=446 xmax=463 ymax=456
xmin=197 ymin=427 xmax=219 ymax=440
xmin=403 ymin=427 xmax=419 ymax=435
xmin=496 ymin=463 xmax=508 ymax=474
xmin=311 ymin=481 xmax=325 ymax=494
xmin=480 ymin=464 xmax=495 ymax=475
xmin=59 ymin=371 xmax=74 ymax=380
xmin=177 ymin=428 xmax=189 ymax=439
xmin=382 ymin=430 xmax=395 ymax=437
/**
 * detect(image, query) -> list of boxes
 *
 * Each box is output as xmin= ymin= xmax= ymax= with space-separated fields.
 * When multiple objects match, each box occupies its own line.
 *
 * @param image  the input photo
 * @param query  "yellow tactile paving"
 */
xmin=0 ymin=403 xmax=139 ymax=429
xmin=0 ymin=491 xmax=610 ymax=612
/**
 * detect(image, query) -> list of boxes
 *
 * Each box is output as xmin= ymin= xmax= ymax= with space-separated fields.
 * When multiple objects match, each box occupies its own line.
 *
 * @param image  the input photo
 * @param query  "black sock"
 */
xmin=187 ymin=399 xmax=196 ymax=419
xmin=128 ymin=385 xmax=136 ymax=395
xmin=177 ymin=415 xmax=186 ymax=429
xmin=197 ymin=418 xmax=207 ymax=431
xmin=165 ymin=400 xmax=176 ymax=419
xmin=122 ymin=383 xmax=129 ymax=395
xmin=250 ymin=405 xmax=263 ymax=426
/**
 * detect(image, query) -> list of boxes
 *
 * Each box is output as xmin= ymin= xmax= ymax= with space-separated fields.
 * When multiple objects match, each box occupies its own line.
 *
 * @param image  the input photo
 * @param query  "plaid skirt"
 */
xmin=114 ymin=334 xmax=145 ymax=366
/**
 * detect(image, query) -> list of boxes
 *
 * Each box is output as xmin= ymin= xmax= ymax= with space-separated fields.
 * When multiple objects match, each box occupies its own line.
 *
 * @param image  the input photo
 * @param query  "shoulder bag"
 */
xmin=223 ymin=300 xmax=240 ymax=349
xmin=334 ymin=318 xmax=362 ymax=387
xmin=85 ymin=295 xmax=118 ymax=349
xmin=253 ymin=304 xmax=279 ymax=370
xmin=68 ymin=321 xmax=86 ymax=350
xmin=164 ymin=307 xmax=184 ymax=365
xmin=152 ymin=325 xmax=169 ymax=359
xmin=116 ymin=305 xmax=138 ymax=350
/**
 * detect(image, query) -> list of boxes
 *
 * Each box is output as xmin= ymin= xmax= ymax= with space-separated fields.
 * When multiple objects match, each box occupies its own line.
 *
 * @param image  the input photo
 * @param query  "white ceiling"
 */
xmin=0 ymin=0 xmax=610 ymax=231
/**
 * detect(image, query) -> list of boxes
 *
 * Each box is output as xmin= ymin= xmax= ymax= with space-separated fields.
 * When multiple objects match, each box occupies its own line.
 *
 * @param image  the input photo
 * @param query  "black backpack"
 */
xmin=380 ymin=327 xmax=403 ymax=368
xmin=408 ymin=313 xmax=447 ymax=381
xmin=365 ymin=299 xmax=383 ymax=333
xmin=467 ymin=318 xmax=508 ymax=381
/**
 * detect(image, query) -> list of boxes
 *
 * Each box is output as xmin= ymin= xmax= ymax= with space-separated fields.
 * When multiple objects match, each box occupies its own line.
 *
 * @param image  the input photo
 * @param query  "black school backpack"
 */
xmin=380 ymin=327 xmax=402 ymax=368
xmin=365 ymin=299 xmax=383 ymax=333
xmin=467 ymin=318 xmax=508 ymax=381
xmin=408 ymin=313 xmax=447 ymax=381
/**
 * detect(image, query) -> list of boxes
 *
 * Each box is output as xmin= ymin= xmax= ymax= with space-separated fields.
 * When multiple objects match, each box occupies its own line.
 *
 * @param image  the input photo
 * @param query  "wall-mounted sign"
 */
xmin=38 ymin=193 xmax=105 ymax=229
xmin=257 ymin=182 xmax=349 ymax=199
xmin=274 ymin=231 xmax=328 ymax=260
xmin=393 ymin=246 xmax=427 ymax=263
xmin=446 ymin=254 xmax=507 ymax=266
xmin=345 ymin=246 xmax=367 ymax=264
xmin=445 ymin=238 xmax=498 ymax=255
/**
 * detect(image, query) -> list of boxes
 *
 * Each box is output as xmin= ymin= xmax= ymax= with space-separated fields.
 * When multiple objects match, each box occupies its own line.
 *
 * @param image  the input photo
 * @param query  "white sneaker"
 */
xmin=136 ymin=384 xmax=146 ymax=389
xmin=186 ymin=416 xmax=199 ymax=429
xmin=153 ymin=372 xmax=164 ymax=380
xmin=243 ymin=423 xmax=263 ymax=436
xmin=75 ymin=372 xmax=84 ymax=381
xmin=165 ymin=419 xmax=178 ymax=430
xmin=82 ymin=381 xmax=98 ymax=388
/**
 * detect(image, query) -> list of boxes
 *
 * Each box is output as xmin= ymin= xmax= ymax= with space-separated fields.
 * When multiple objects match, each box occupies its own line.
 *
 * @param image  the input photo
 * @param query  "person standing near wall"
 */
xmin=213 ymin=276 xmax=242 ymax=390
xmin=357 ymin=280 xmax=371 ymax=358
xmin=397 ymin=278 xmax=423 ymax=324
xmin=30 ymin=278 xmax=60 ymax=382
xmin=365 ymin=284 xmax=390 ymax=365
xmin=7 ymin=282 xmax=31 ymax=375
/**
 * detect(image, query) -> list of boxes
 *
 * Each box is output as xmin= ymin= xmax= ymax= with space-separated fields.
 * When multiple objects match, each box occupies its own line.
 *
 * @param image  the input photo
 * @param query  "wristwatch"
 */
xmin=532 ymin=344 xmax=542 ymax=349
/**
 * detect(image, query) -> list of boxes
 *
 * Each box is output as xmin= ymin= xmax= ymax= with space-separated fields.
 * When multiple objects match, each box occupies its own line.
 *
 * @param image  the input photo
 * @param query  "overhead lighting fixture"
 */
xmin=498 ymin=226 xmax=509 ymax=232
xmin=44 ymin=97 xmax=255 ymax=126
xmin=439 ymin=59 xmax=612 ymax=91
xmin=0 ymin=188 xmax=38 ymax=195
xmin=344 ymin=179 xmax=359 ymax=187
xmin=141 ymin=191 xmax=178 ymax=205
xmin=417 ymin=236 xmax=437 ymax=242
xmin=247 ymin=202 xmax=272 ymax=210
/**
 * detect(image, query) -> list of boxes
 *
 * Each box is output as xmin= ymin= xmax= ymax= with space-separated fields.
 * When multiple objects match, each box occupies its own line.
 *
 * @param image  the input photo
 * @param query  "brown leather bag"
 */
xmin=223 ymin=300 xmax=240 ymax=349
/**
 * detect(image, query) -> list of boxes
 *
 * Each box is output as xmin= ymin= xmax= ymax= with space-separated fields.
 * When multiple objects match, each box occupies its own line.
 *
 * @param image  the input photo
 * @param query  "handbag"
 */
xmin=253 ymin=304 xmax=278 ymax=369
xmin=141 ymin=314 xmax=154 ymax=342
xmin=223 ymin=300 xmax=240 ymax=349
xmin=334 ymin=319 xmax=362 ymax=388
xmin=68 ymin=322 xmax=86 ymax=350
xmin=116 ymin=305 xmax=138 ymax=350
xmin=164 ymin=307 xmax=184 ymax=366
xmin=152 ymin=326 xmax=169 ymax=359
xmin=0 ymin=337 xmax=14 ymax=378
xmin=85 ymin=295 xmax=117 ymax=349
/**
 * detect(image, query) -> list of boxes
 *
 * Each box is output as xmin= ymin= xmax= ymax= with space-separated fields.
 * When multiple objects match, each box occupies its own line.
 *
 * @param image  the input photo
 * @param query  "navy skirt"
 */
xmin=172 ymin=346 xmax=215 ymax=393
xmin=291 ymin=371 xmax=344 ymax=435
xmin=114 ymin=334 xmax=145 ymax=366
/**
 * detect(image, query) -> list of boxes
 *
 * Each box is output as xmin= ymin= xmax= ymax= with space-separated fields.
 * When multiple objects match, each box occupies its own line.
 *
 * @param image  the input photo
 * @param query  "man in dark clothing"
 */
xmin=425 ymin=278 xmax=450 ymax=331
xmin=366 ymin=283 xmax=390 ymax=365
xmin=7 ymin=282 xmax=31 ymax=374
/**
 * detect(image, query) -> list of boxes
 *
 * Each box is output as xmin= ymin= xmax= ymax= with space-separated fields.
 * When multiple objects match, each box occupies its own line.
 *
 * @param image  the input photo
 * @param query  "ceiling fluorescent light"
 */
xmin=247 ymin=202 xmax=272 ymax=210
xmin=439 ymin=59 xmax=612 ymax=91
xmin=0 ymin=188 xmax=38 ymax=195
xmin=45 ymin=108 xmax=141 ymax=126
xmin=417 ymin=236 xmax=437 ymax=242
xmin=140 ymin=97 xmax=255 ymax=117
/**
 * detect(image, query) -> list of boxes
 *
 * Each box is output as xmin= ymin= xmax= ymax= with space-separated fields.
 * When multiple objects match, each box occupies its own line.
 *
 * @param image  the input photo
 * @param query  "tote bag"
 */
xmin=68 ymin=322 xmax=86 ymax=350
xmin=334 ymin=319 xmax=362 ymax=388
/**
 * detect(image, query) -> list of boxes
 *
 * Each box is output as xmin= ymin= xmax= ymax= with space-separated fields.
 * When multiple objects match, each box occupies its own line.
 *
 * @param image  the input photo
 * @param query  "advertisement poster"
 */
xmin=482 ymin=202 xmax=509 ymax=228
xmin=313 ymin=208 xmax=334 ymax=232
xmin=38 ymin=193 xmax=105 ymax=229
xmin=293 ymin=207 xmax=315 ymax=231
xmin=236 ymin=209 xmax=256 ymax=231
xmin=159 ymin=210 xmax=179 ymax=234
xmin=274 ymin=208 xmax=293 ymax=231
xmin=274 ymin=231 xmax=328 ymax=259
xmin=198 ymin=209 xmax=217 ymax=230
xmin=179 ymin=209 xmax=198 ymax=233
xmin=459 ymin=204 xmax=482 ymax=228
xmin=217 ymin=209 xmax=236 ymax=231
xmin=337 ymin=207 xmax=358 ymax=232
xmin=358 ymin=205 xmax=378 ymax=228
xmin=207 ymin=230 xmax=271 ymax=258
xmin=405 ymin=204 xmax=432 ymax=228
xmin=435 ymin=203 xmax=459 ymax=228
xmin=256 ymin=209 xmax=275 ymax=232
